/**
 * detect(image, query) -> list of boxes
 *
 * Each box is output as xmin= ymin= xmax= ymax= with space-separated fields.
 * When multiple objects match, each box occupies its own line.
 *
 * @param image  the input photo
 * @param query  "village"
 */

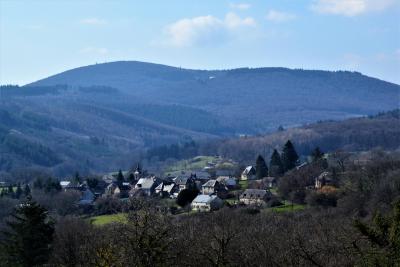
xmin=43 ymin=146 xmax=336 ymax=221
xmin=0 ymin=140 xmax=341 ymax=223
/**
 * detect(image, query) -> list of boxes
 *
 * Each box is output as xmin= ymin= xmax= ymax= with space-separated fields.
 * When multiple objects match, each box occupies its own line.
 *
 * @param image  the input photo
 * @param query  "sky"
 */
xmin=0 ymin=0 xmax=399 ymax=85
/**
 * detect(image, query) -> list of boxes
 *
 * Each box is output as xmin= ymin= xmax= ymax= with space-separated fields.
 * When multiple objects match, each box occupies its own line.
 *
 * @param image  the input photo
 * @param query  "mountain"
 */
xmin=0 ymin=61 xmax=399 ymax=176
xmin=29 ymin=61 xmax=400 ymax=131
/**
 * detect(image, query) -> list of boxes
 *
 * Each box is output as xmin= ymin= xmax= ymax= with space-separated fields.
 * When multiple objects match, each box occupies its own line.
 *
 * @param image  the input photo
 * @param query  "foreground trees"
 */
xmin=0 ymin=196 xmax=54 ymax=267
xmin=354 ymin=201 xmax=400 ymax=266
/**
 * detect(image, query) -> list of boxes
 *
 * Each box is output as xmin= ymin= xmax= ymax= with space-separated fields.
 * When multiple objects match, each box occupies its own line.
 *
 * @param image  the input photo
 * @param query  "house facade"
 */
xmin=191 ymin=194 xmax=223 ymax=212
xmin=239 ymin=189 xmax=271 ymax=205
xmin=241 ymin=166 xmax=256 ymax=180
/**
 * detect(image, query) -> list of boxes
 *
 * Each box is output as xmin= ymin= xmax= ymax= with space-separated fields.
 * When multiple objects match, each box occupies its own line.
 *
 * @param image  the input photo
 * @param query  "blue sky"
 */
xmin=1 ymin=0 xmax=399 ymax=85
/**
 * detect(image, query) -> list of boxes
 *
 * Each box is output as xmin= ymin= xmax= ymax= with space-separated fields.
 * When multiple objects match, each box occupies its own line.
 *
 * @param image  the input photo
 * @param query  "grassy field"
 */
xmin=90 ymin=213 xmax=127 ymax=226
xmin=270 ymin=201 xmax=306 ymax=213
xmin=0 ymin=187 xmax=16 ymax=193
xmin=165 ymin=156 xmax=216 ymax=172
xmin=238 ymin=180 xmax=248 ymax=190
xmin=225 ymin=198 xmax=237 ymax=205
xmin=165 ymin=155 xmax=236 ymax=174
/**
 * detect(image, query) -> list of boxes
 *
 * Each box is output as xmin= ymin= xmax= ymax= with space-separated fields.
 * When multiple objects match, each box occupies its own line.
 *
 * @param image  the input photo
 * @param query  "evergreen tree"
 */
xmin=33 ymin=178 xmax=43 ymax=190
xmin=117 ymin=169 xmax=125 ymax=186
xmin=23 ymin=184 xmax=31 ymax=197
xmin=74 ymin=171 xmax=81 ymax=184
xmin=176 ymin=188 xmax=199 ymax=207
xmin=15 ymin=183 xmax=23 ymax=199
xmin=269 ymin=149 xmax=284 ymax=176
xmin=255 ymin=155 xmax=268 ymax=179
xmin=128 ymin=173 xmax=135 ymax=184
xmin=354 ymin=201 xmax=400 ymax=265
xmin=281 ymin=140 xmax=299 ymax=172
xmin=0 ymin=196 xmax=55 ymax=267
xmin=7 ymin=185 xmax=14 ymax=198
xmin=311 ymin=147 xmax=324 ymax=162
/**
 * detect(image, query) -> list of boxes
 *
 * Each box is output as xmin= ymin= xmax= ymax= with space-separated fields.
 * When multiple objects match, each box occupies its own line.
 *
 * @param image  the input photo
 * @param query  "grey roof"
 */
xmin=216 ymin=176 xmax=236 ymax=186
xmin=136 ymin=178 xmax=156 ymax=189
xmin=243 ymin=166 xmax=255 ymax=175
xmin=192 ymin=171 xmax=211 ymax=180
xmin=174 ymin=176 xmax=190 ymax=185
xmin=192 ymin=194 xmax=218 ymax=204
xmin=202 ymin=179 xmax=218 ymax=188
xmin=240 ymin=189 xmax=269 ymax=199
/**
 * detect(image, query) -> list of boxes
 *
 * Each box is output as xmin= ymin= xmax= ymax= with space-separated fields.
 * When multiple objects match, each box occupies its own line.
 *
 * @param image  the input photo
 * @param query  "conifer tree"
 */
xmin=269 ymin=149 xmax=284 ymax=176
xmin=0 ymin=196 xmax=55 ymax=267
xmin=15 ymin=183 xmax=23 ymax=199
xmin=7 ymin=185 xmax=14 ymax=198
xmin=23 ymin=184 xmax=31 ymax=197
xmin=128 ymin=173 xmax=135 ymax=184
xmin=255 ymin=155 xmax=268 ymax=179
xmin=74 ymin=171 xmax=81 ymax=184
xmin=117 ymin=169 xmax=125 ymax=186
xmin=281 ymin=140 xmax=299 ymax=171
xmin=311 ymin=147 xmax=324 ymax=162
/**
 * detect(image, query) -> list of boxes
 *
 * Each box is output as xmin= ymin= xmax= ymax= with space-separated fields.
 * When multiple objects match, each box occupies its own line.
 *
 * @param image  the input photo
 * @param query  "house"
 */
xmin=239 ymin=189 xmax=271 ymax=205
xmin=315 ymin=172 xmax=333 ymax=189
xmin=173 ymin=176 xmax=196 ymax=192
xmin=241 ymin=166 xmax=256 ymax=180
xmin=113 ymin=184 xmax=131 ymax=198
xmin=191 ymin=171 xmax=211 ymax=182
xmin=60 ymin=181 xmax=83 ymax=192
xmin=216 ymin=176 xmax=237 ymax=189
xmin=191 ymin=194 xmax=223 ymax=212
xmin=155 ymin=182 xmax=178 ymax=198
xmin=263 ymin=177 xmax=277 ymax=188
xmin=91 ymin=180 xmax=107 ymax=197
xmin=60 ymin=181 xmax=71 ymax=189
xmin=202 ymin=179 xmax=223 ymax=195
xmin=78 ymin=189 xmax=95 ymax=205
xmin=106 ymin=183 xmax=118 ymax=196
xmin=215 ymin=169 xmax=234 ymax=177
xmin=135 ymin=177 xmax=159 ymax=196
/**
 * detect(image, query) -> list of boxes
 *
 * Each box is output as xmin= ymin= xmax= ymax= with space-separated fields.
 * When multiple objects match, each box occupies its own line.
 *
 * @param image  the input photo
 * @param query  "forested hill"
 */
xmin=1 ymin=61 xmax=399 ymax=177
xmin=28 ymin=61 xmax=400 ymax=132
xmin=208 ymin=110 xmax=400 ymax=163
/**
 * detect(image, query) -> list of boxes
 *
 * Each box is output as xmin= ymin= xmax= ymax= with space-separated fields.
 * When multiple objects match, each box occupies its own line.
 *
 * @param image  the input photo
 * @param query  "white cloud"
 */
xmin=311 ymin=0 xmax=396 ymax=16
xmin=224 ymin=12 xmax=256 ymax=28
xmin=80 ymin=47 xmax=109 ymax=55
xmin=80 ymin=18 xmax=107 ymax=25
xmin=164 ymin=13 xmax=256 ymax=47
xmin=266 ymin=10 xmax=297 ymax=23
xmin=229 ymin=3 xmax=251 ymax=10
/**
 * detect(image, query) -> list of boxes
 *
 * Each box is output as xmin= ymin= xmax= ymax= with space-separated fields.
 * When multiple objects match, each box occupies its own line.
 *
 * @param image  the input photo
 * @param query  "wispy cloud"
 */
xmin=311 ymin=0 xmax=396 ymax=17
xmin=164 ymin=12 xmax=256 ymax=47
xmin=229 ymin=3 xmax=251 ymax=10
xmin=80 ymin=47 xmax=109 ymax=55
xmin=266 ymin=10 xmax=297 ymax=23
xmin=80 ymin=18 xmax=108 ymax=25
